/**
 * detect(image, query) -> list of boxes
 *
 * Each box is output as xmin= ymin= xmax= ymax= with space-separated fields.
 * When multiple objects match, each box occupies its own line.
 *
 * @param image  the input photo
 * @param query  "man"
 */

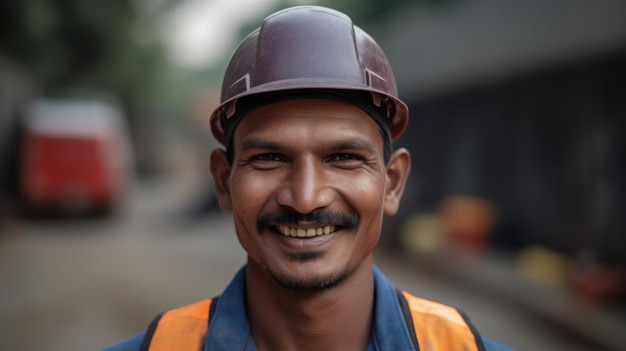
xmin=106 ymin=6 xmax=512 ymax=351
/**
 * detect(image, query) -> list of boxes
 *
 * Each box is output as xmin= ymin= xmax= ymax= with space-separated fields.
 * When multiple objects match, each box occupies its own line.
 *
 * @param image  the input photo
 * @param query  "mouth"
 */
xmin=273 ymin=225 xmax=338 ymax=238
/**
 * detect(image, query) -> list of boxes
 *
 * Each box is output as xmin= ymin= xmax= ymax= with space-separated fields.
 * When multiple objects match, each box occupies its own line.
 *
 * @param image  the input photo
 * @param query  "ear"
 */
xmin=383 ymin=148 xmax=411 ymax=216
xmin=210 ymin=149 xmax=233 ymax=212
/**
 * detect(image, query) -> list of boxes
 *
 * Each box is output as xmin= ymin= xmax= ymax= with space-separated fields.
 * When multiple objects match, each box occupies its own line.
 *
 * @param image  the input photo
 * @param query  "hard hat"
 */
xmin=210 ymin=6 xmax=409 ymax=146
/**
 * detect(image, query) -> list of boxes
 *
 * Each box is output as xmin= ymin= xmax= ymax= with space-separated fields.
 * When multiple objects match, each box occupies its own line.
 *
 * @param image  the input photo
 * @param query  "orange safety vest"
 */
xmin=140 ymin=290 xmax=486 ymax=351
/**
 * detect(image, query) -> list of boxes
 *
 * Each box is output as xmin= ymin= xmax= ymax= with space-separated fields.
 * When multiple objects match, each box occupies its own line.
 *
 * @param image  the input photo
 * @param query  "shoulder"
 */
xmin=103 ymin=298 xmax=216 ymax=351
xmin=401 ymin=290 xmax=514 ymax=351
xmin=482 ymin=336 xmax=515 ymax=351
xmin=400 ymin=290 xmax=470 ymax=325
xmin=102 ymin=332 xmax=145 ymax=351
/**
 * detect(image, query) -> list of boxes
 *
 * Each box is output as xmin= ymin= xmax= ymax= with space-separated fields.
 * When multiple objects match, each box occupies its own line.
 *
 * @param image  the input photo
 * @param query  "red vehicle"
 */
xmin=19 ymin=98 xmax=132 ymax=214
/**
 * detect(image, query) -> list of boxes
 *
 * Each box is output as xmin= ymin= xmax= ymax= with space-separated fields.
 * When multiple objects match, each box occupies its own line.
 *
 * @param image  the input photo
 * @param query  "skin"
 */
xmin=210 ymin=98 xmax=411 ymax=351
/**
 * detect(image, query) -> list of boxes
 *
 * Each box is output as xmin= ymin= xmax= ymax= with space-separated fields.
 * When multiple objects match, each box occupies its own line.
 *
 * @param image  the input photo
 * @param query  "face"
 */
xmin=211 ymin=98 xmax=409 ymax=291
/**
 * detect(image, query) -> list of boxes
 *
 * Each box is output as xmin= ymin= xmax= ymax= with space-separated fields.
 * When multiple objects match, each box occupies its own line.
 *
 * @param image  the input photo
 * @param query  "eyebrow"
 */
xmin=239 ymin=137 xmax=378 ymax=154
xmin=330 ymin=139 xmax=378 ymax=154
xmin=239 ymin=138 xmax=283 ymax=152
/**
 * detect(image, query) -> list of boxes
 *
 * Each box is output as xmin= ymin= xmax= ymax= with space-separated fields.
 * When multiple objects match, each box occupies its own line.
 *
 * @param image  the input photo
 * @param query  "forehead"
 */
xmin=232 ymin=98 xmax=384 ymax=148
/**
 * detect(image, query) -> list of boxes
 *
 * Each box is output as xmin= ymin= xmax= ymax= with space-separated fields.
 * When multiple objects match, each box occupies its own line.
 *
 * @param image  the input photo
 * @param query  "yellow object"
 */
xmin=400 ymin=213 xmax=447 ymax=253
xmin=517 ymin=246 xmax=571 ymax=288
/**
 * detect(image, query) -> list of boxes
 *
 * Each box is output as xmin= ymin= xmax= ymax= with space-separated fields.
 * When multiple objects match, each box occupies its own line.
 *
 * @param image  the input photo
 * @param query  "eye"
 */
xmin=331 ymin=154 xmax=360 ymax=162
xmin=252 ymin=153 xmax=281 ymax=162
xmin=247 ymin=153 xmax=286 ymax=169
xmin=328 ymin=153 xmax=365 ymax=168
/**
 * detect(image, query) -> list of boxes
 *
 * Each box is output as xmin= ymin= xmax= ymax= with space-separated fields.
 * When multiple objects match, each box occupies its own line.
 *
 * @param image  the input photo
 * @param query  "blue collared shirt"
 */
xmin=105 ymin=266 xmax=513 ymax=351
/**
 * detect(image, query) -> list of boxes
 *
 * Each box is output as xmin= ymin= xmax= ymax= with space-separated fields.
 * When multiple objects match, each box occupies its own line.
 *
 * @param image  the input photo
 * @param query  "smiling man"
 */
xmin=105 ymin=6 xmax=512 ymax=351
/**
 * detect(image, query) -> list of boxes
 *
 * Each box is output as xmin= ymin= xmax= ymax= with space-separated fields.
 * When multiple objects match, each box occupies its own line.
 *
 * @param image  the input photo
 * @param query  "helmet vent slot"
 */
xmin=365 ymin=69 xmax=387 ymax=91
xmin=228 ymin=73 xmax=251 ymax=97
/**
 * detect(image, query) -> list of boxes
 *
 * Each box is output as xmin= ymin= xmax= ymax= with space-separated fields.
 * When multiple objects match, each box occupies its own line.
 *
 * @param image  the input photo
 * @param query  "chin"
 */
xmin=269 ymin=269 xmax=348 ymax=292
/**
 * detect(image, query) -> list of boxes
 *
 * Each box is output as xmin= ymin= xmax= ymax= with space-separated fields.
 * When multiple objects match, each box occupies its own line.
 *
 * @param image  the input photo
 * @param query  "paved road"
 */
xmin=0 ymin=179 xmax=608 ymax=350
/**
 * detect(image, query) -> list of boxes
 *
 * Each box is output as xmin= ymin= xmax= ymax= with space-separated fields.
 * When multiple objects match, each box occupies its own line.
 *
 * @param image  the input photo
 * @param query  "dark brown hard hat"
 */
xmin=210 ymin=5 xmax=409 ymax=146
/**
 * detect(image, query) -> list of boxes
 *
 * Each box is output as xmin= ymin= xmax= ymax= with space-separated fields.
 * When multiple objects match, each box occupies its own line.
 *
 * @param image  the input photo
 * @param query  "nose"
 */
xmin=276 ymin=157 xmax=334 ymax=214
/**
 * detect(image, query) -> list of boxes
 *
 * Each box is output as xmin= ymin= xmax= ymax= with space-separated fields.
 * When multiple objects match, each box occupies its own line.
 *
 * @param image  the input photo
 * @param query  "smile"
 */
xmin=275 ymin=225 xmax=338 ymax=238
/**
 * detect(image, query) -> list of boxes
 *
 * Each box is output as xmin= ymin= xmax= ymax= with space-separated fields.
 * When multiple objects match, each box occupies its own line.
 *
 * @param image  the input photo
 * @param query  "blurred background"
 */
xmin=0 ymin=0 xmax=625 ymax=350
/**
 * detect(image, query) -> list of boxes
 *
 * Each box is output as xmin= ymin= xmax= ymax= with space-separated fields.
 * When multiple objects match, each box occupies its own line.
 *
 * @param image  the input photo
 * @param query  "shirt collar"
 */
xmin=370 ymin=265 xmax=416 ymax=350
xmin=204 ymin=267 xmax=255 ymax=351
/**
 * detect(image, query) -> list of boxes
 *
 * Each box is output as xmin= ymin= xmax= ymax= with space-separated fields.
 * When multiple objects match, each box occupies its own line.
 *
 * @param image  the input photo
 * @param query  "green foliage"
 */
xmin=310 ymin=0 xmax=456 ymax=27
xmin=0 ymin=0 xmax=169 ymax=104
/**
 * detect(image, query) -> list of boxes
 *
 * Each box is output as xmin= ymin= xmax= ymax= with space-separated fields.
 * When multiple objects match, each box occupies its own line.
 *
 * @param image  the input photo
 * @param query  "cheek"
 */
xmin=229 ymin=173 xmax=278 ymax=234
xmin=346 ymin=175 xmax=386 ymax=231
xmin=230 ymin=178 xmax=266 ymax=260
xmin=340 ymin=174 xmax=386 ymax=210
xmin=231 ymin=173 xmax=274 ymax=206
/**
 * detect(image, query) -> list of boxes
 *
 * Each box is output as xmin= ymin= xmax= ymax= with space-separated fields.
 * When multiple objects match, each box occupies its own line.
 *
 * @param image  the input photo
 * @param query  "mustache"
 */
xmin=257 ymin=208 xmax=358 ymax=233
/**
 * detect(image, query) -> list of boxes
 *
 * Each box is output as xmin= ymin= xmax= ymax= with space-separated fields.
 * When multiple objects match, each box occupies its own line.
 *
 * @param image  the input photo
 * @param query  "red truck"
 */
xmin=19 ymin=98 xmax=132 ymax=214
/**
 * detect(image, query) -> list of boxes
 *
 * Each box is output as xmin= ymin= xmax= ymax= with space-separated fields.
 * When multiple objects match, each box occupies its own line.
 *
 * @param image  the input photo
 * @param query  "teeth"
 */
xmin=277 ymin=225 xmax=337 ymax=237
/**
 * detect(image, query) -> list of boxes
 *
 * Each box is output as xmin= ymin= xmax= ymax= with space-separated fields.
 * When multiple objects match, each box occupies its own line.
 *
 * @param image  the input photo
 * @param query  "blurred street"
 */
xmin=1 ymin=1 xmax=625 ymax=351
xmin=0 ymin=177 xmax=613 ymax=351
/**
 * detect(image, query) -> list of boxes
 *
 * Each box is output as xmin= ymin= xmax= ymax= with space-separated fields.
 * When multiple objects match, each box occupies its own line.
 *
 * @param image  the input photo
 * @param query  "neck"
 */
xmin=245 ymin=258 xmax=375 ymax=351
